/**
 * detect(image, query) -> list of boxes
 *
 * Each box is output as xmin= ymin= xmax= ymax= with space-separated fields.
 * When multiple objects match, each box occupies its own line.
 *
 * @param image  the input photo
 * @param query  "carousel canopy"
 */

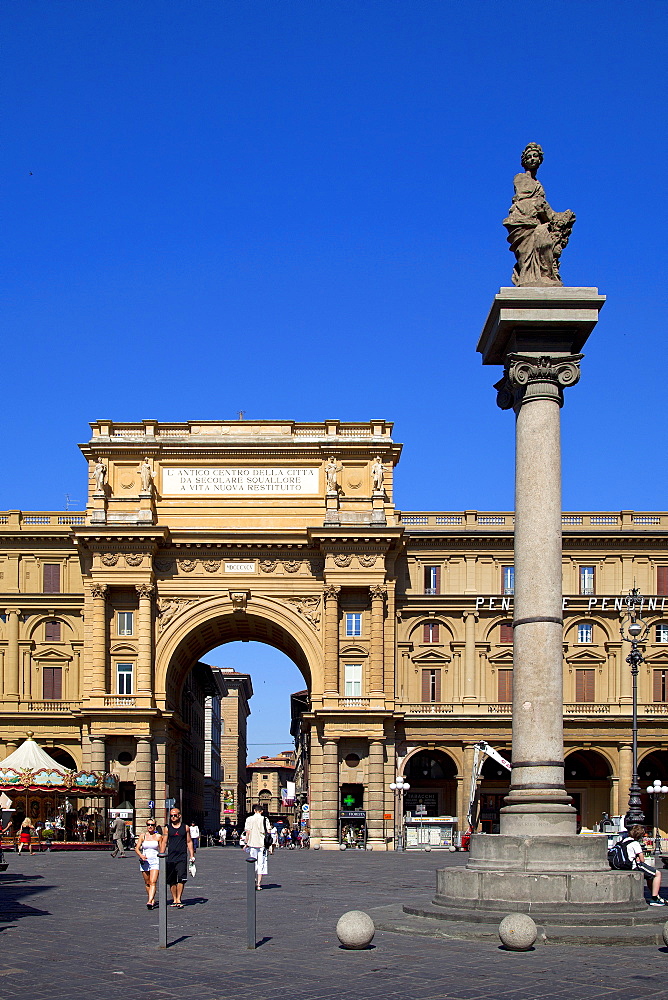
xmin=0 ymin=735 xmax=118 ymax=796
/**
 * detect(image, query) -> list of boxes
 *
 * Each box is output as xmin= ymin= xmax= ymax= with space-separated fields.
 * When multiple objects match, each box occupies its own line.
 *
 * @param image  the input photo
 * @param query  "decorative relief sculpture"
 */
xmin=93 ymin=459 xmax=107 ymax=493
xmin=229 ymin=591 xmax=248 ymax=613
xmin=178 ymin=558 xmax=198 ymax=573
xmin=136 ymin=584 xmax=154 ymax=599
xmin=503 ymin=143 xmax=575 ymax=287
xmin=325 ymin=456 xmax=341 ymax=493
xmin=139 ymin=459 xmax=154 ymax=493
xmin=371 ymin=456 xmax=384 ymax=493
xmin=89 ymin=583 xmax=108 ymax=600
xmin=259 ymin=559 xmax=278 ymax=573
xmin=358 ymin=554 xmax=377 ymax=568
xmin=370 ymin=584 xmax=387 ymax=601
xmin=309 ymin=557 xmax=325 ymax=576
xmin=157 ymin=597 xmax=200 ymax=631
xmin=154 ymin=558 xmax=175 ymax=574
xmin=283 ymin=559 xmax=302 ymax=573
xmin=125 ymin=553 xmax=144 ymax=567
xmin=203 ymin=559 xmax=221 ymax=573
xmin=285 ymin=596 xmax=321 ymax=629
xmin=101 ymin=552 xmax=119 ymax=567
xmin=333 ymin=553 xmax=352 ymax=568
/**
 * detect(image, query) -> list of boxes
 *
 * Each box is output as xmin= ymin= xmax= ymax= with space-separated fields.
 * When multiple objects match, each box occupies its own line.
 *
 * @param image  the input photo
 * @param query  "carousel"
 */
xmin=0 ymin=734 xmax=118 ymax=851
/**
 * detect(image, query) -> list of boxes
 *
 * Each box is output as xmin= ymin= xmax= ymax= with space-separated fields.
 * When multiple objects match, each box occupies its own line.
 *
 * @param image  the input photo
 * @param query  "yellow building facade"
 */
xmin=0 ymin=418 xmax=666 ymax=846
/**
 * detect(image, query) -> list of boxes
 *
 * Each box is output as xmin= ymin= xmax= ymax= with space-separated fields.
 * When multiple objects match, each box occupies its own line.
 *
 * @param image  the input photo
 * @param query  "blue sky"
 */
xmin=2 ymin=2 xmax=666 ymax=752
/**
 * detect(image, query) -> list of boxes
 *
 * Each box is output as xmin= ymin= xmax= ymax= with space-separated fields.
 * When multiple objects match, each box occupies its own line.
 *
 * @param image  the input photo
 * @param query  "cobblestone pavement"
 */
xmin=1 ymin=846 xmax=668 ymax=1000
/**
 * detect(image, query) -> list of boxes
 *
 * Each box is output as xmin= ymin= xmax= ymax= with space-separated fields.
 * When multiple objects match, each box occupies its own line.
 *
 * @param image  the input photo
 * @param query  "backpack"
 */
xmin=608 ymin=835 xmax=634 ymax=870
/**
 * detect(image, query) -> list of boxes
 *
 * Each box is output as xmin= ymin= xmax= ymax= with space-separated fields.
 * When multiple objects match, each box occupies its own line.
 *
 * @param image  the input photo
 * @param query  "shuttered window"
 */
xmin=575 ymin=669 xmax=595 ymax=703
xmin=43 ymin=666 xmax=62 ymax=700
xmin=423 ymin=622 xmax=440 ymax=643
xmin=43 ymin=564 xmax=61 ymax=594
xmin=424 ymin=566 xmax=441 ymax=595
xmin=498 ymin=669 xmax=513 ymax=703
xmin=658 ymin=568 xmax=668 ymax=596
xmin=499 ymin=622 xmax=514 ymax=643
xmin=653 ymin=670 xmax=668 ymax=703
xmin=421 ymin=668 xmax=441 ymax=702
xmin=45 ymin=620 xmax=61 ymax=642
xmin=579 ymin=566 xmax=595 ymax=595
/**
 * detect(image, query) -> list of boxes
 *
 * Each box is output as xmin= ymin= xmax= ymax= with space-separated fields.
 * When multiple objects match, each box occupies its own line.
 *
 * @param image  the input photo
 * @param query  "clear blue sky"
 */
xmin=3 ymin=2 xmax=666 ymax=752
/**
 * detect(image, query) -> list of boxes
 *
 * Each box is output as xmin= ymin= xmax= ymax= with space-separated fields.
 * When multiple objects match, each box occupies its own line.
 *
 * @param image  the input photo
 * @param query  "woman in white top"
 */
xmin=134 ymin=819 xmax=161 ymax=908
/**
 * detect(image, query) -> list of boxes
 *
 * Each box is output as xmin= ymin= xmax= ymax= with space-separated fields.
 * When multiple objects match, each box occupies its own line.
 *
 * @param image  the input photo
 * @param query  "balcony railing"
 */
xmin=104 ymin=696 xmax=137 ymax=708
xmin=399 ymin=511 xmax=668 ymax=530
xmin=0 ymin=511 xmax=86 ymax=528
xmin=338 ymin=697 xmax=370 ymax=708
xmin=564 ymin=703 xmax=611 ymax=714
xmin=24 ymin=700 xmax=79 ymax=712
xmin=487 ymin=704 xmax=512 ymax=714
xmin=404 ymin=703 xmax=454 ymax=714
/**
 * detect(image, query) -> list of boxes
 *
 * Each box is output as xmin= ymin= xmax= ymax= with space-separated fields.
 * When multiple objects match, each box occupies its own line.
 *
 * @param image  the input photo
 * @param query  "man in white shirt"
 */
xmin=626 ymin=824 xmax=666 ymax=905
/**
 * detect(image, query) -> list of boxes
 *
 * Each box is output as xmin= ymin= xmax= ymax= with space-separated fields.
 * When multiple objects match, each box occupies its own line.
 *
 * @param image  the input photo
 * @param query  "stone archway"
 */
xmin=402 ymin=748 xmax=458 ymax=817
xmin=565 ymin=749 xmax=612 ymax=830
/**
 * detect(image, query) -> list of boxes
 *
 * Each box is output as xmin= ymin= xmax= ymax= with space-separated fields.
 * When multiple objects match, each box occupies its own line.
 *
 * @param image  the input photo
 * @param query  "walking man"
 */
xmin=110 ymin=814 xmax=126 ymax=857
xmin=159 ymin=807 xmax=195 ymax=908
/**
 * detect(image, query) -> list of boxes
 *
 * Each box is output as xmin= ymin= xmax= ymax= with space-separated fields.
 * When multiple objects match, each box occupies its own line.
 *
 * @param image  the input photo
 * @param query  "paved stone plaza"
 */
xmin=1 ymin=847 xmax=668 ymax=999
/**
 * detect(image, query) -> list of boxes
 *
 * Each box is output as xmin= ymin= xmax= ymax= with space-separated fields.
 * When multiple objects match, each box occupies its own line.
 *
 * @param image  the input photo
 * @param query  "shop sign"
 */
xmin=340 ymin=810 xmax=366 ymax=820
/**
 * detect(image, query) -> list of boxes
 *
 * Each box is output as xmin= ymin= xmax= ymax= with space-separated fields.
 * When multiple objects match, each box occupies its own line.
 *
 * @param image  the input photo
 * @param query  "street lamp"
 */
xmin=645 ymin=779 xmax=668 ymax=867
xmin=389 ymin=775 xmax=410 ymax=851
xmin=620 ymin=587 xmax=651 ymax=825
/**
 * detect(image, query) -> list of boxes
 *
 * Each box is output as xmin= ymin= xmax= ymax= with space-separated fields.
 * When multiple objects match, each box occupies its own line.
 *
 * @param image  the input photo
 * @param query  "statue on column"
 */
xmin=139 ymin=459 xmax=153 ymax=494
xmin=93 ymin=458 xmax=107 ymax=493
xmin=325 ymin=456 xmax=341 ymax=494
xmin=503 ymin=143 xmax=575 ymax=287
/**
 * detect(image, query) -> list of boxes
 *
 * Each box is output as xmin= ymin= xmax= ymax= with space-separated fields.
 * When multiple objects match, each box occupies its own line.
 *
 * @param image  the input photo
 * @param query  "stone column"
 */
xmin=367 ymin=738 xmax=385 ymax=847
xmin=320 ymin=737 xmax=339 ymax=847
xmin=323 ymin=586 xmax=340 ymax=696
xmin=153 ymin=724 xmax=168 ymax=828
xmin=462 ymin=611 xmax=478 ymax=704
xmin=135 ymin=735 xmax=153 ymax=829
xmin=90 ymin=584 xmax=108 ymax=696
xmin=369 ymin=586 xmax=386 ymax=696
xmin=3 ymin=740 xmax=19 ymax=758
xmin=459 ymin=743 xmax=478 ymax=830
xmin=89 ymin=734 xmax=106 ymax=772
xmin=4 ymin=609 xmax=20 ymax=701
xmin=136 ymin=585 xmax=154 ymax=698
xmin=609 ymin=774 xmax=620 ymax=818
xmin=618 ymin=744 xmax=633 ymax=821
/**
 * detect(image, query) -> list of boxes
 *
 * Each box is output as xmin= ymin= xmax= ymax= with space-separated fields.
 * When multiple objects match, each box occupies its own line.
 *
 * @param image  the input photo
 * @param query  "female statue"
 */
xmin=503 ymin=143 xmax=575 ymax=286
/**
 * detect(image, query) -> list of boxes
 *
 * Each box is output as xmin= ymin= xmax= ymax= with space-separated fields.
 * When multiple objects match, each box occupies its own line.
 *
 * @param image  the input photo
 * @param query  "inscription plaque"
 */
xmin=162 ymin=467 xmax=319 ymax=495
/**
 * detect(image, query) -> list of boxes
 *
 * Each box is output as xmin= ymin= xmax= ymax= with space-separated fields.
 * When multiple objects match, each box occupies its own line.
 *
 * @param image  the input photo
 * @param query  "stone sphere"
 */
xmin=339 ymin=843 xmax=347 ymax=850
xmin=424 ymin=846 xmax=431 ymax=852
xmin=448 ymin=846 xmax=457 ymax=852
xmin=662 ymin=921 xmax=668 ymax=947
xmin=498 ymin=913 xmax=537 ymax=951
xmin=336 ymin=910 xmax=375 ymax=950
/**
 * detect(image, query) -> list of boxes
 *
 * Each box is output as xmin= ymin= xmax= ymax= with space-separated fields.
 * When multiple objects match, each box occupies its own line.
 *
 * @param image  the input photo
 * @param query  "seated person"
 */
xmin=627 ymin=824 xmax=666 ymax=906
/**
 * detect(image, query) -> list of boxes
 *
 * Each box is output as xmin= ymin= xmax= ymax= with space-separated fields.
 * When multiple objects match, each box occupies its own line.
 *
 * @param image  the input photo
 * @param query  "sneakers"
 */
xmin=649 ymin=896 xmax=666 ymax=906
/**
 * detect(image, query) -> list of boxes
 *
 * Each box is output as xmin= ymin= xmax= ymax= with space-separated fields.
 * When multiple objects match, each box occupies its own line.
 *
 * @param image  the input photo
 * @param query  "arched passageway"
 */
xmin=565 ymin=749 xmax=612 ymax=830
xmin=404 ymin=749 xmax=457 ymax=817
xmin=476 ymin=750 xmax=512 ymax=834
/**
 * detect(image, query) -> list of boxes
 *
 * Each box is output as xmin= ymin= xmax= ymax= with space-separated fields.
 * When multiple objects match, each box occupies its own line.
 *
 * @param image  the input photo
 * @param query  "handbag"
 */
xmin=263 ymin=818 xmax=273 ymax=850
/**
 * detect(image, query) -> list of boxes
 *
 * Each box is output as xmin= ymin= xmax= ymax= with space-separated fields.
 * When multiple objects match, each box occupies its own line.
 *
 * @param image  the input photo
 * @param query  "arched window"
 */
xmin=577 ymin=622 xmax=594 ymax=644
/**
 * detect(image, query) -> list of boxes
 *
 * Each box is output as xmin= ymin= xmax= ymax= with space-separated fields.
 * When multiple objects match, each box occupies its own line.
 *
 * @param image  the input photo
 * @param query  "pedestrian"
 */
xmin=243 ymin=804 xmax=270 ymax=891
xmin=135 ymin=818 xmax=161 ymax=909
xmin=190 ymin=822 xmax=200 ymax=852
xmin=159 ymin=807 xmax=195 ymax=908
xmin=17 ymin=817 xmax=35 ymax=855
xmin=626 ymin=824 xmax=666 ymax=906
xmin=231 ymin=829 xmax=239 ymax=847
xmin=110 ymin=814 xmax=126 ymax=857
xmin=218 ymin=825 xmax=227 ymax=847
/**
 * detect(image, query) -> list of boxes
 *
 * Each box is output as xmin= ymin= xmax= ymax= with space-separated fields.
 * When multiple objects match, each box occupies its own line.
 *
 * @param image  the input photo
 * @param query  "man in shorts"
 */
xmin=626 ymin=824 xmax=666 ymax=905
xmin=159 ymin=807 xmax=194 ymax=908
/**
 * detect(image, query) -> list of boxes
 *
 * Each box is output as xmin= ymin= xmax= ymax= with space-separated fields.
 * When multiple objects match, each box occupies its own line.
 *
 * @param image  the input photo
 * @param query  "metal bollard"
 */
xmin=246 ymin=856 xmax=256 ymax=950
xmin=158 ymin=852 xmax=168 ymax=949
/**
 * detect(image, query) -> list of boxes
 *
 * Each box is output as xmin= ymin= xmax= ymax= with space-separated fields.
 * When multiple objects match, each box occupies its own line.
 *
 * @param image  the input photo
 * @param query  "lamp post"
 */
xmin=389 ymin=775 xmax=410 ymax=851
xmin=645 ymin=779 xmax=668 ymax=867
xmin=620 ymin=587 xmax=650 ymax=825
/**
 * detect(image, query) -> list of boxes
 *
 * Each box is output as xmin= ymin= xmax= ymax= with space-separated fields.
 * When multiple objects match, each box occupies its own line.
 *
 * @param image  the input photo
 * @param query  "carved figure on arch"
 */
xmin=503 ymin=143 xmax=575 ymax=287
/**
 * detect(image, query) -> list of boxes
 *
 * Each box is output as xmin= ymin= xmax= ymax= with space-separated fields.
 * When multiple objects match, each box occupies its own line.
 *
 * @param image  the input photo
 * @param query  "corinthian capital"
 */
xmin=324 ymin=584 xmax=341 ymax=601
xmin=89 ymin=583 xmax=108 ymax=600
xmin=136 ymin=584 xmax=155 ymax=600
xmin=370 ymin=584 xmax=387 ymax=601
xmin=495 ymin=352 xmax=583 ymax=410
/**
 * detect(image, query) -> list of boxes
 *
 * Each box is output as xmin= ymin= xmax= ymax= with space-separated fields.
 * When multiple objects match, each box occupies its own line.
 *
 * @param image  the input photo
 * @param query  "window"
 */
xmin=345 ymin=613 xmax=362 ymax=637
xmin=344 ymin=663 xmax=362 ymax=697
xmin=653 ymin=670 xmax=668 ymax=703
xmin=421 ymin=668 xmax=441 ymax=702
xmin=261 ymin=774 xmax=269 ymax=780
xmin=575 ymin=668 xmax=595 ymax=703
xmin=579 ymin=566 xmax=595 ymax=595
xmin=577 ymin=622 xmax=593 ymax=644
xmin=498 ymin=669 xmax=513 ymax=703
xmin=499 ymin=622 xmax=514 ymax=643
xmin=658 ymin=568 xmax=668 ymax=596
xmin=423 ymin=622 xmax=440 ymax=643
xmin=117 ymin=612 xmax=134 ymax=636
xmin=43 ymin=666 xmax=62 ymax=700
xmin=502 ymin=566 xmax=515 ymax=595
xmin=117 ymin=663 xmax=134 ymax=695
xmin=424 ymin=565 xmax=441 ymax=595
xmin=43 ymin=564 xmax=61 ymax=594
xmin=45 ymin=620 xmax=61 ymax=642
xmin=656 ymin=623 xmax=668 ymax=643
